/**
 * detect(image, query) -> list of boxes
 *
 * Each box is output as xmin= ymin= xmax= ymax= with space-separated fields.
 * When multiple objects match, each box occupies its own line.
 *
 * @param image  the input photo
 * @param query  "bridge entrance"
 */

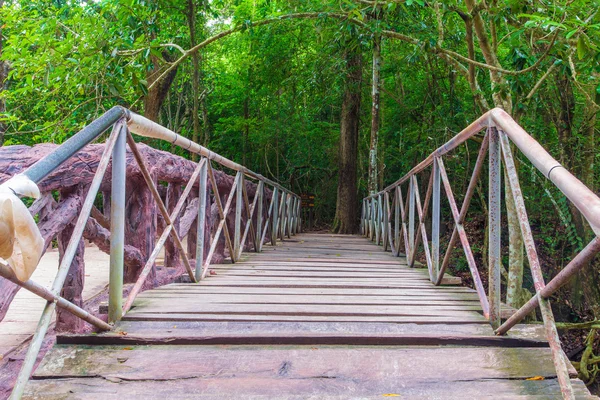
xmin=23 ymin=234 xmax=593 ymax=398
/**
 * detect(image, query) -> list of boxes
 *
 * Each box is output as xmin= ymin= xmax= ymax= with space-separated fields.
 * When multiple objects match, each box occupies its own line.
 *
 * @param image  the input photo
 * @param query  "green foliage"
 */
xmin=0 ymin=0 xmax=598 ymax=230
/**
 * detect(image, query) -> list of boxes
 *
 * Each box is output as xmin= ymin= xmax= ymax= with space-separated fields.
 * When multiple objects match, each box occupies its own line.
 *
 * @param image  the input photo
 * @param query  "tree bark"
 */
xmin=164 ymin=183 xmax=183 ymax=269
xmin=124 ymin=174 xmax=157 ymax=283
xmin=0 ymin=0 xmax=7 ymax=146
xmin=56 ymin=189 xmax=85 ymax=333
xmin=0 ymin=143 xmax=245 ymax=322
xmin=368 ymin=32 xmax=381 ymax=195
xmin=465 ymin=0 xmax=524 ymax=308
xmin=144 ymin=51 xmax=179 ymax=121
xmin=187 ymin=0 xmax=201 ymax=160
xmin=333 ymin=44 xmax=362 ymax=234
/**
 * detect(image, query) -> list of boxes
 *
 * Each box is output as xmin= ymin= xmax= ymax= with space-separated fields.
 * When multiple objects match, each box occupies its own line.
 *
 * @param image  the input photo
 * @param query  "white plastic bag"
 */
xmin=0 ymin=174 xmax=44 ymax=281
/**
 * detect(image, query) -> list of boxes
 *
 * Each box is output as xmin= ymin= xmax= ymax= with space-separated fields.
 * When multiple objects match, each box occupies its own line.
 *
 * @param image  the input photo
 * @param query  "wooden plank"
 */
xmin=208 ymin=270 xmax=434 ymax=278
xmin=135 ymin=293 xmax=483 ymax=306
xmin=179 ymin=279 xmax=462 ymax=289
xmin=127 ymin=302 xmax=484 ymax=317
xmin=154 ymin=285 xmax=479 ymax=296
xmin=76 ymin=320 xmax=549 ymax=342
xmin=26 ymin=345 xmax=586 ymax=400
xmin=240 ymin=257 xmax=409 ymax=265
xmin=34 ymin=345 xmax=573 ymax=379
xmin=58 ymin=321 xmax=548 ymax=348
xmin=122 ymin=313 xmax=487 ymax=324
xmin=24 ymin=377 xmax=597 ymax=399
xmin=209 ymin=265 xmax=416 ymax=273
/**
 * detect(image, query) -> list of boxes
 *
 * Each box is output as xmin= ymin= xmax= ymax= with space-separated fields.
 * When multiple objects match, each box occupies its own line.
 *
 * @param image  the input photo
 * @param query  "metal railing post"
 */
xmin=408 ymin=176 xmax=416 ymax=264
xmin=360 ymin=200 xmax=365 ymax=235
xmin=278 ymin=191 xmax=286 ymax=240
xmin=297 ymin=196 xmax=302 ymax=233
xmin=195 ymin=158 xmax=208 ymax=280
xmin=488 ymin=127 xmax=501 ymax=329
xmin=271 ymin=187 xmax=279 ymax=245
xmin=394 ymin=188 xmax=400 ymax=255
xmin=256 ymin=181 xmax=264 ymax=251
xmin=284 ymin=193 xmax=292 ymax=239
xmin=368 ymin=198 xmax=373 ymax=239
xmin=432 ymin=157 xmax=441 ymax=280
xmin=292 ymin=197 xmax=297 ymax=235
xmin=375 ymin=194 xmax=381 ymax=245
xmin=234 ymin=171 xmax=243 ymax=259
xmin=383 ymin=192 xmax=390 ymax=251
xmin=108 ymin=124 xmax=126 ymax=324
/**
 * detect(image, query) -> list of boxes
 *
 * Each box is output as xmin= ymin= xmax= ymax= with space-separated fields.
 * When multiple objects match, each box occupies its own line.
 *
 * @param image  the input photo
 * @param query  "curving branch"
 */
xmin=147 ymin=10 xmax=554 ymax=92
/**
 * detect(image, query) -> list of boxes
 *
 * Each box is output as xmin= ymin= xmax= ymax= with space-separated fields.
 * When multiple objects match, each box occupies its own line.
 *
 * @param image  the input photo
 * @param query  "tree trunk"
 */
xmin=187 ymin=0 xmax=201 ymax=160
xmin=0 ymin=0 xmax=8 ymax=146
xmin=368 ymin=32 xmax=381 ymax=195
xmin=124 ymin=174 xmax=157 ymax=283
xmin=144 ymin=52 xmax=178 ymax=121
xmin=164 ymin=183 xmax=182 ymax=269
xmin=56 ymin=187 xmax=85 ymax=332
xmin=333 ymin=45 xmax=362 ymax=234
xmin=465 ymin=0 xmax=524 ymax=308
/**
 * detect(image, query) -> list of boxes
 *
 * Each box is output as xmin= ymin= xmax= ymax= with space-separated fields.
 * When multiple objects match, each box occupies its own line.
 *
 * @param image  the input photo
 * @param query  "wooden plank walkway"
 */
xmin=23 ymin=234 xmax=595 ymax=399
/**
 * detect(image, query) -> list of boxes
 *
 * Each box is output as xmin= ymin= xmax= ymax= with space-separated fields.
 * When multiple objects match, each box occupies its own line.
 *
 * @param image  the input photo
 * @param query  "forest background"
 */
xmin=0 ymin=0 xmax=599 ymax=388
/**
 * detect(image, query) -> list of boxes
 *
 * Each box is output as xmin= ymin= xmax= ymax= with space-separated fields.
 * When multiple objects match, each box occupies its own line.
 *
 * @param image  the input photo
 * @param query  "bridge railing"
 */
xmin=361 ymin=108 xmax=600 ymax=400
xmin=2 ymin=106 xmax=301 ymax=399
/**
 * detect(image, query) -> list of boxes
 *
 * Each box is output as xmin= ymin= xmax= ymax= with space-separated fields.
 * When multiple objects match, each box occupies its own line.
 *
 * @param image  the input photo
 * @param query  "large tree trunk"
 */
xmin=144 ymin=52 xmax=178 ymax=121
xmin=367 ymin=32 xmax=381 ymax=195
xmin=56 ymin=188 xmax=85 ymax=333
xmin=187 ymin=0 xmax=201 ymax=160
xmin=333 ymin=45 xmax=362 ymax=234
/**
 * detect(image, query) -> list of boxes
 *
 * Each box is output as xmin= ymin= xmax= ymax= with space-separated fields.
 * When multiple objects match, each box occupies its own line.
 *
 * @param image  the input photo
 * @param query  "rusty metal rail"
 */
xmin=361 ymin=108 xmax=600 ymax=400
xmin=3 ymin=106 xmax=301 ymax=399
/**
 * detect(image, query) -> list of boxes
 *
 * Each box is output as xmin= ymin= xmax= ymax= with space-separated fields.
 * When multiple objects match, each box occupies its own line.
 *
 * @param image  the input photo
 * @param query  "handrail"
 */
xmin=19 ymin=106 xmax=298 ymax=200
xmin=3 ymin=106 xmax=301 ymax=399
xmin=126 ymin=112 xmax=294 ymax=196
xmin=361 ymin=108 xmax=600 ymax=400
xmin=366 ymin=108 xmax=600 ymax=236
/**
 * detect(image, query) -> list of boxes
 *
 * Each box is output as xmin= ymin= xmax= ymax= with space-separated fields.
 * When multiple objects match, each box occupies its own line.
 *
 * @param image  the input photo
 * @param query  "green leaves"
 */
xmin=577 ymin=35 xmax=589 ymax=60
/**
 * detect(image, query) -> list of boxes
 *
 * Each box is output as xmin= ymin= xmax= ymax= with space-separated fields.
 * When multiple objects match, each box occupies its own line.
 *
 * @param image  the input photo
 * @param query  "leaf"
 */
xmin=526 ymin=376 xmax=545 ymax=381
xmin=577 ymin=36 xmax=588 ymax=60
xmin=565 ymin=29 xmax=578 ymax=39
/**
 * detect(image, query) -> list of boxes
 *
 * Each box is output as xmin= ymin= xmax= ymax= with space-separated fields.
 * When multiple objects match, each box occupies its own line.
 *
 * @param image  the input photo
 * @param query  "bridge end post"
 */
xmin=195 ymin=158 xmax=208 ymax=281
xmin=108 ymin=123 xmax=127 ymax=324
xmin=488 ymin=127 xmax=502 ymax=329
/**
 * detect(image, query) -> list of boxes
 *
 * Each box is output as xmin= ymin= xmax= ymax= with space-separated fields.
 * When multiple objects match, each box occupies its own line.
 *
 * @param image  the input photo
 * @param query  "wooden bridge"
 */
xmin=2 ymin=107 xmax=600 ymax=399
xmin=21 ymin=233 xmax=594 ymax=398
